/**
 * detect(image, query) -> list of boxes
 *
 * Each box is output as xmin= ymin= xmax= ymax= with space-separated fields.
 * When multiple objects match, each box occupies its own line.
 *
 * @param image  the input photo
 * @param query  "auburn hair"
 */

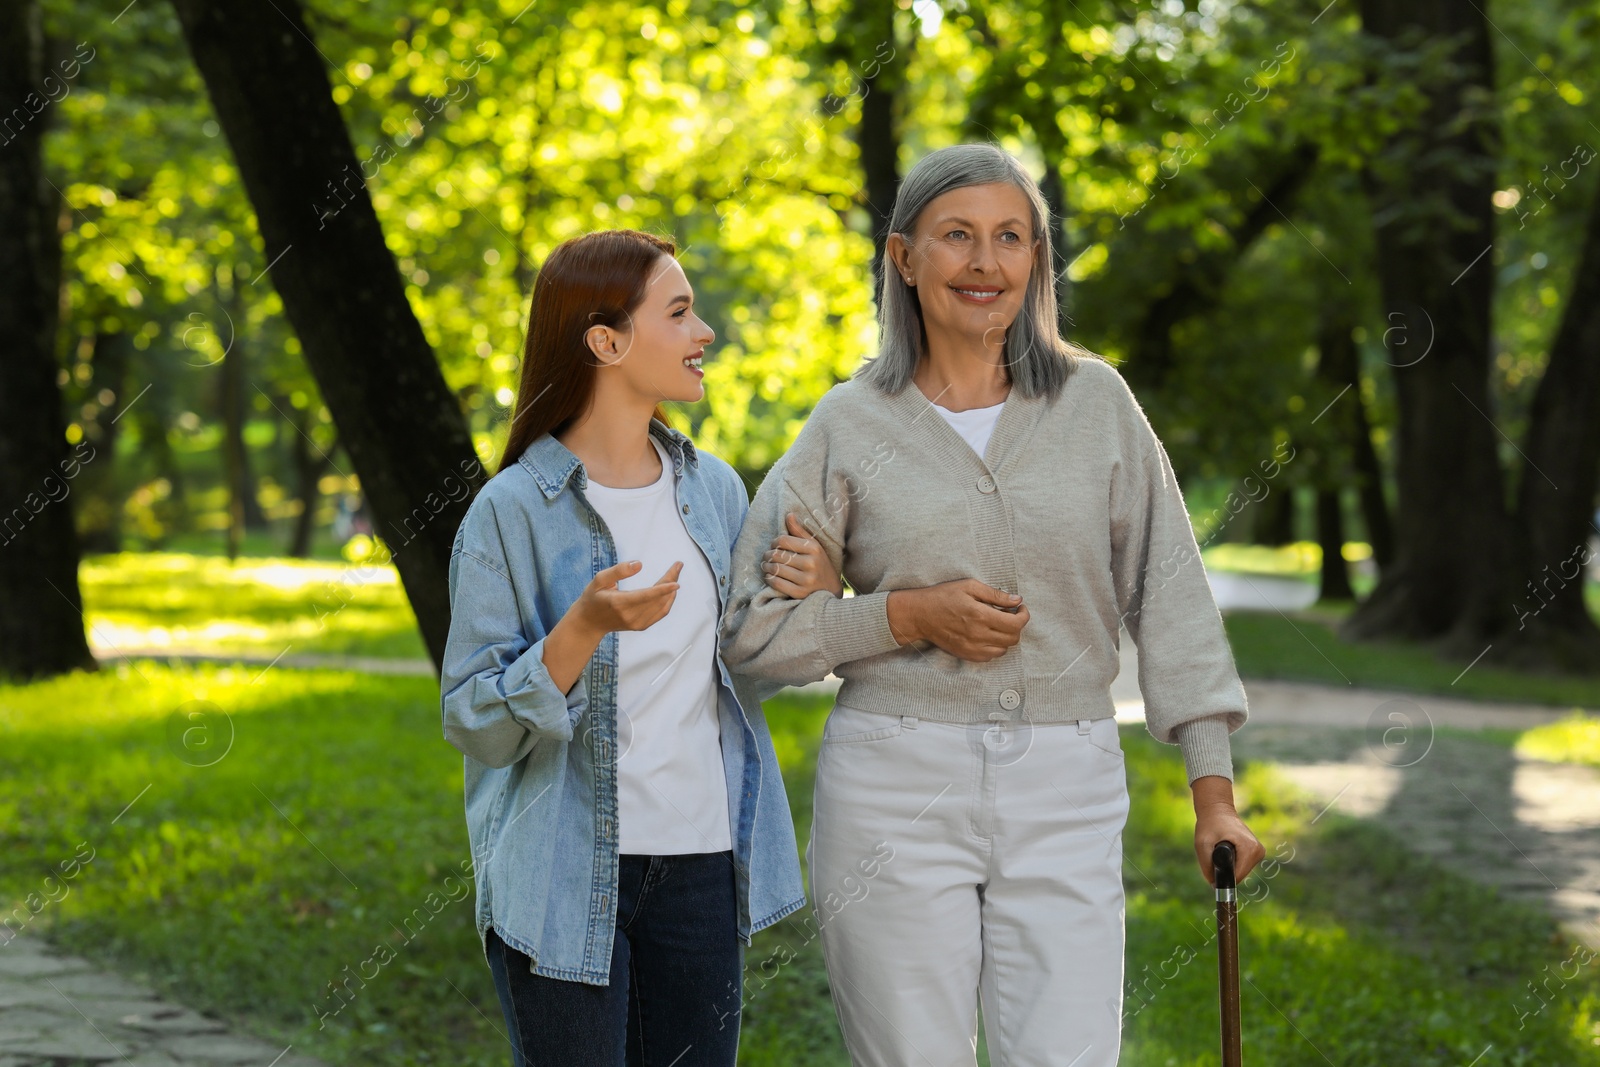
xmin=498 ymin=229 xmax=677 ymax=475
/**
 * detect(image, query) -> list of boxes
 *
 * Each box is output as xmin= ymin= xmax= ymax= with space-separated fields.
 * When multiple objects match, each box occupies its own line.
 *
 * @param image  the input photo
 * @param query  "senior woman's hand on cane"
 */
xmin=1191 ymin=775 xmax=1265 ymax=887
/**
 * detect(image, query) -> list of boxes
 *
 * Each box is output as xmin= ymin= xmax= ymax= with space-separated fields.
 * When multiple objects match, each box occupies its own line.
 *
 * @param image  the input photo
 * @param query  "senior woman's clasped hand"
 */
xmin=761 ymin=512 xmax=1032 ymax=663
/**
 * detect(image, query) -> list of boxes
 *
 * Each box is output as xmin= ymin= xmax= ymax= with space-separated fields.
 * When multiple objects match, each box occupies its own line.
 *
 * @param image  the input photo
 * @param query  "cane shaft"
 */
xmin=1213 ymin=840 xmax=1242 ymax=1067
xmin=1218 ymin=896 xmax=1242 ymax=1066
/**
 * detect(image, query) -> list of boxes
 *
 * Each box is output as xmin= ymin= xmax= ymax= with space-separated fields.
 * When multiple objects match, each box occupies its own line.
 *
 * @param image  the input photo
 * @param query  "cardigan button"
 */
xmin=999 ymin=688 xmax=1021 ymax=710
xmin=977 ymin=475 xmax=996 ymax=494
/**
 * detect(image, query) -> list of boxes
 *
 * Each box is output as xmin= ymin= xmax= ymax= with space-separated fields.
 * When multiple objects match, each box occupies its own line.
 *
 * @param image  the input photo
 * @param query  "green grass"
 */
xmin=7 ymin=662 xmax=1600 ymax=1065
xmin=78 ymin=551 xmax=1600 ymax=717
xmin=1511 ymin=710 xmax=1600 ymax=768
xmin=1222 ymin=612 xmax=1600 ymax=710
xmin=80 ymin=551 xmax=426 ymax=660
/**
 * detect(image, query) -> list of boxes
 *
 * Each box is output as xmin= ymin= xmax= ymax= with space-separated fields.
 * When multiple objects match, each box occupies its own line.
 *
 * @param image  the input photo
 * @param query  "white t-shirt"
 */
xmin=932 ymin=398 xmax=1006 ymax=461
xmin=582 ymin=435 xmax=732 ymax=856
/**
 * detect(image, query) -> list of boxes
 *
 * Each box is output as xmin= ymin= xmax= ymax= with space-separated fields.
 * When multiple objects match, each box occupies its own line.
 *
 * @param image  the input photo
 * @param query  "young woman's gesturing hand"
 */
xmin=542 ymin=560 xmax=682 ymax=693
xmin=762 ymin=513 xmax=843 ymax=598
xmin=576 ymin=559 xmax=683 ymax=635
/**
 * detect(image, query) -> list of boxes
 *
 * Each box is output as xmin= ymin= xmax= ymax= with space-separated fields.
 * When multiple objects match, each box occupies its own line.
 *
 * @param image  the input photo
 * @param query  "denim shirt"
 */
xmin=440 ymin=418 xmax=807 ymax=986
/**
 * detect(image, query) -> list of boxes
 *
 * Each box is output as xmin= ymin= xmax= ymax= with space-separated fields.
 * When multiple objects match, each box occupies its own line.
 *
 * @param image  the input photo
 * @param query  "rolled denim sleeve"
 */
xmin=441 ymin=546 xmax=589 ymax=770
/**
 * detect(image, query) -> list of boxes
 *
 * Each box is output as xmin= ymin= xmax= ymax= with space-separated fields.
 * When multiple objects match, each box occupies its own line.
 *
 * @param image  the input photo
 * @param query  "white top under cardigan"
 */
xmin=718 ymin=356 xmax=1247 ymax=784
xmin=932 ymin=398 xmax=1006 ymax=460
xmin=583 ymin=435 xmax=733 ymax=855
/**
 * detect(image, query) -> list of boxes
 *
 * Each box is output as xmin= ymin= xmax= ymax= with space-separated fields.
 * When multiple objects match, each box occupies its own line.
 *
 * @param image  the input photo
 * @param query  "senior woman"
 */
xmin=718 ymin=142 xmax=1265 ymax=1067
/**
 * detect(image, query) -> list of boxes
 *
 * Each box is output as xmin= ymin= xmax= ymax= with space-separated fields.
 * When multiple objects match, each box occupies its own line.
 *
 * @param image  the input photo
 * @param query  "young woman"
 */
xmin=720 ymin=144 xmax=1267 ymax=1066
xmin=439 ymin=229 xmax=838 ymax=1066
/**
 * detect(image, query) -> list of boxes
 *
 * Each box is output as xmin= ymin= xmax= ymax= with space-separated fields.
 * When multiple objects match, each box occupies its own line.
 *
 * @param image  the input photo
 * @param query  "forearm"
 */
xmin=1191 ymin=774 xmax=1235 ymax=812
xmin=541 ymin=609 xmax=604 ymax=694
xmin=885 ymin=588 xmax=925 ymax=645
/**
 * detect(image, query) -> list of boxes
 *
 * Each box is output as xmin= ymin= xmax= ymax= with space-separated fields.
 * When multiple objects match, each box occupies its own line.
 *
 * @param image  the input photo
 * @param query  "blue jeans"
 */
xmin=485 ymin=850 xmax=744 ymax=1066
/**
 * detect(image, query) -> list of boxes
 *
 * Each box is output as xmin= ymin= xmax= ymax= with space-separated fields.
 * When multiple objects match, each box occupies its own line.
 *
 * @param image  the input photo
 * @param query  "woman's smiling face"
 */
xmin=593 ymin=253 xmax=715 ymax=405
xmin=894 ymin=181 xmax=1038 ymax=350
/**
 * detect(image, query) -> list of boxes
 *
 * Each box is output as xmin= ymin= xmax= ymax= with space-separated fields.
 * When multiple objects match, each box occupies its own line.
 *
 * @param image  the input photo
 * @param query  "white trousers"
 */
xmin=807 ymin=703 xmax=1131 ymax=1067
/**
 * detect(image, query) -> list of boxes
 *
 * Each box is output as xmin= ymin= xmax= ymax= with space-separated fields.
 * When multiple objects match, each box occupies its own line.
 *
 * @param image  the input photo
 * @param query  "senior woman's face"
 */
xmin=901 ymin=181 xmax=1036 ymax=347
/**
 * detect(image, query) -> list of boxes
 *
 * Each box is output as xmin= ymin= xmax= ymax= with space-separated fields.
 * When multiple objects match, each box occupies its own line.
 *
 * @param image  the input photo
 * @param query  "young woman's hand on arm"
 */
xmin=721 ymin=439 xmax=902 ymax=684
xmin=760 ymin=513 xmax=844 ymax=598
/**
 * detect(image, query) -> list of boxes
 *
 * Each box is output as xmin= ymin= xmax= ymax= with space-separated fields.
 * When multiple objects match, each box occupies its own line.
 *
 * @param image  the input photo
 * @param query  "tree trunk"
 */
xmin=223 ymin=264 xmax=266 ymax=534
xmin=288 ymin=401 xmax=333 ymax=558
xmin=1316 ymin=490 xmax=1354 ymax=600
xmin=170 ymin=0 xmax=486 ymax=670
xmin=1252 ymin=488 xmax=1295 ymax=546
xmin=853 ymin=0 xmax=900 ymax=291
xmin=1513 ymin=178 xmax=1600 ymax=666
xmin=0 ymin=0 xmax=96 ymax=679
xmin=217 ymin=264 xmax=264 ymax=559
xmin=131 ymin=375 xmax=189 ymax=544
xmin=219 ymin=279 xmax=245 ymax=560
xmin=78 ymin=329 xmax=131 ymax=554
xmin=1039 ymin=158 xmax=1072 ymax=331
xmin=1344 ymin=0 xmax=1525 ymax=662
xmin=1316 ymin=312 xmax=1391 ymax=576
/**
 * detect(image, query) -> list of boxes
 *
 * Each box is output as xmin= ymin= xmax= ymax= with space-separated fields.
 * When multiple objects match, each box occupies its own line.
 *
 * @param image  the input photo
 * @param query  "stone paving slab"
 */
xmin=0 ymin=936 xmax=324 ymax=1067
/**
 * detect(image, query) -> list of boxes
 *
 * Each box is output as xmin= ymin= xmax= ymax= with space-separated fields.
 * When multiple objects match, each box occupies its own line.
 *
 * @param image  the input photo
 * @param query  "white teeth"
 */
xmin=684 ymin=356 xmax=702 ymax=367
xmin=954 ymin=288 xmax=999 ymax=297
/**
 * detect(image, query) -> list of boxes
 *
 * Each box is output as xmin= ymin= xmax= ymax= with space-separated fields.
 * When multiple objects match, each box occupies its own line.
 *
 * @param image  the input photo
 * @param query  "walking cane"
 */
xmin=1213 ymin=840 xmax=1243 ymax=1067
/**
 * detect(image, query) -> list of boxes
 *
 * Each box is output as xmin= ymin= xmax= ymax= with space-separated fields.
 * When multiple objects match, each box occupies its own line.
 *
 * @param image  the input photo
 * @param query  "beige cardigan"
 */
xmin=717 ymin=355 xmax=1247 ymax=783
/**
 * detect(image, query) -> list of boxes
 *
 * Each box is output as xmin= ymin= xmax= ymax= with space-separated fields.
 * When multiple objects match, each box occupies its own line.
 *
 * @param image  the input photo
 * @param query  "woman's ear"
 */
xmin=886 ymin=232 xmax=914 ymax=287
xmin=584 ymin=323 xmax=620 ymax=365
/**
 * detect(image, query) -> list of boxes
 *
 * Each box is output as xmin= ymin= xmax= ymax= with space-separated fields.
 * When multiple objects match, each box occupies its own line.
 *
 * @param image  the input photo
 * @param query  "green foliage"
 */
xmin=33 ymin=0 xmax=1600 ymax=574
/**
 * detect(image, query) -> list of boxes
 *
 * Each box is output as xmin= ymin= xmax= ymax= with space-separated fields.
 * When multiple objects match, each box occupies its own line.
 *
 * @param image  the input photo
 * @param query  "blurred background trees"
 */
xmin=5 ymin=0 xmax=1598 ymax=677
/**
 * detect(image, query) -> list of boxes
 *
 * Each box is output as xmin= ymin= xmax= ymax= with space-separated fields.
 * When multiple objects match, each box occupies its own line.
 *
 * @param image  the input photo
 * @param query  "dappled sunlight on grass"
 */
xmin=1203 ymin=540 xmax=1347 ymax=579
xmin=1517 ymin=709 xmax=1600 ymax=768
xmin=80 ymin=552 xmax=425 ymax=659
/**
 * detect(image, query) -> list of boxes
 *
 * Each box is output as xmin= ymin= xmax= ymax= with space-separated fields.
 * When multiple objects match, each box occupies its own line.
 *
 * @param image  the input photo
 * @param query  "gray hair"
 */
xmin=854 ymin=143 xmax=1085 ymax=400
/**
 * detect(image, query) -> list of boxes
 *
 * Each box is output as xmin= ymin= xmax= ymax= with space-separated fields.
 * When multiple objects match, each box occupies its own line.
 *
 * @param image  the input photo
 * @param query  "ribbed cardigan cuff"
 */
xmin=1174 ymin=715 xmax=1235 ymax=784
xmin=817 ymin=590 xmax=900 ymax=668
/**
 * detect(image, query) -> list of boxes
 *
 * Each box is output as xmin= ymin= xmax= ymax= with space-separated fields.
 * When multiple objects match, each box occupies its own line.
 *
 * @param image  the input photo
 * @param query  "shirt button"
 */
xmin=682 ymin=504 xmax=690 ymax=514
xmin=977 ymin=475 xmax=996 ymax=494
xmin=999 ymin=688 xmax=1020 ymax=710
